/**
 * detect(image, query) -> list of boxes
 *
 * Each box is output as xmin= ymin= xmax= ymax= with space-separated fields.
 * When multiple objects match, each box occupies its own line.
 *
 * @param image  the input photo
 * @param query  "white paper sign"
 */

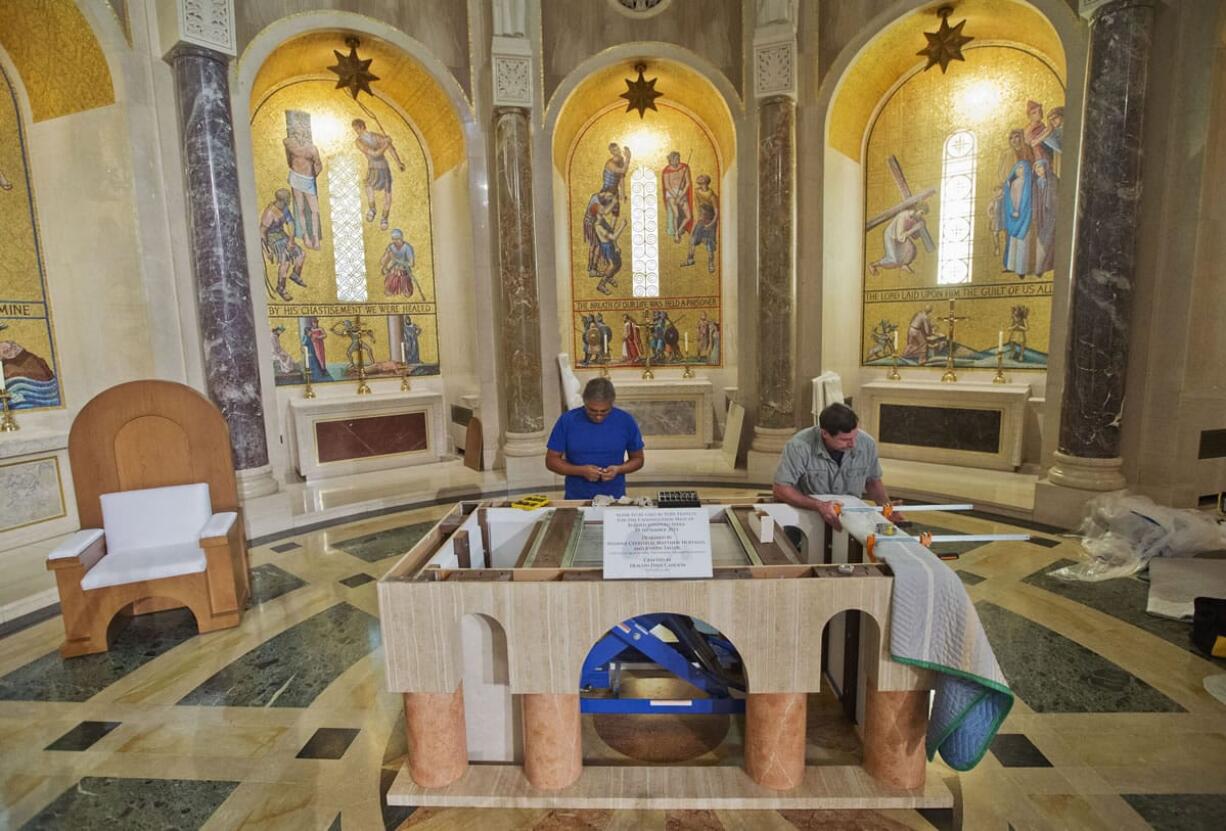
xmin=602 ymin=508 xmax=713 ymax=579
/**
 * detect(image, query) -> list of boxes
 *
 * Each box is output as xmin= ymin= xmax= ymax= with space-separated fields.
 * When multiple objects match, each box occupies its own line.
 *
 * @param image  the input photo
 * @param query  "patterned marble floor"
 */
xmin=1 ymin=491 xmax=1225 ymax=830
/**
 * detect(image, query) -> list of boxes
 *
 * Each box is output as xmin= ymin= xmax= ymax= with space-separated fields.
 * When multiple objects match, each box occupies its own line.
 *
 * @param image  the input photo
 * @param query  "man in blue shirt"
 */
xmin=546 ymin=378 xmax=645 ymax=500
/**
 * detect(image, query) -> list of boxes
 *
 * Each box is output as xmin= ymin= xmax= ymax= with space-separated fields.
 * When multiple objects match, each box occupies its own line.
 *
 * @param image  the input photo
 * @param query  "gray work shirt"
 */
xmin=773 ymin=427 xmax=884 ymax=497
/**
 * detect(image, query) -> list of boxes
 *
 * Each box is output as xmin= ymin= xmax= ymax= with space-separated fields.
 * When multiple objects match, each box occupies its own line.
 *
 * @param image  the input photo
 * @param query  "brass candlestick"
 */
xmin=401 ymin=364 xmax=413 ymax=391
xmin=0 ymin=390 xmax=19 ymax=432
xmin=992 ymin=343 xmax=1008 ymax=384
xmin=937 ymin=298 xmax=968 ymax=383
xmin=681 ymin=341 xmax=695 ymax=378
xmin=641 ymin=311 xmax=655 ymax=379
xmin=301 ymin=365 xmax=316 ymax=399
xmin=887 ymin=346 xmax=902 ymax=381
xmin=353 ymin=313 xmax=372 ymax=395
xmin=641 ymin=353 xmax=654 ymax=380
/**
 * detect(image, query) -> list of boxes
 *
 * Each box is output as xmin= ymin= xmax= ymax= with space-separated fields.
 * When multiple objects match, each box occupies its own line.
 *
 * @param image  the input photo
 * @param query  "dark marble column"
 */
xmin=1052 ymin=1 xmax=1155 ymax=489
xmin=753 ymin=97 xmax=797 ymax=445
xmin=493 ymin=107 xmax=546 ymax=442
xmin=170 ymin=46 xmax=270 ymax=474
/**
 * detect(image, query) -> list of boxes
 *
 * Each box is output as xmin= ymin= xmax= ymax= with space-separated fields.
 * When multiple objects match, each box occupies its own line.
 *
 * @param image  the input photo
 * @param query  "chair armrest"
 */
xmin=199 ymin=512 xmax=238 ymax=546
xmin=46 ymin=529 xmax=106 ymax=572
xmin=47 ymin=529 xmax=104 ymax=560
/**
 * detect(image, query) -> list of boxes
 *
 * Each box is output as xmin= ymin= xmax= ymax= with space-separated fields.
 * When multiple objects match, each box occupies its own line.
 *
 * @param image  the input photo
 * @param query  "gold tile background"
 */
xmin=0 ymin=65 xmax=61 ymax=410
xmin=251 ymin=80 xmax=439 ymax=382
xmin=862 ymin=47 xmax=1065 ymax=369
xmin=567 ymin=102 xmax=723 ymax=366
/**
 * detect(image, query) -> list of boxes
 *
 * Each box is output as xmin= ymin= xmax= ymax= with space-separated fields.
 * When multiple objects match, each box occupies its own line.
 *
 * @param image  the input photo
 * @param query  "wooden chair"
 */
xmin=46 ymin=380 xmax=251 ymax=657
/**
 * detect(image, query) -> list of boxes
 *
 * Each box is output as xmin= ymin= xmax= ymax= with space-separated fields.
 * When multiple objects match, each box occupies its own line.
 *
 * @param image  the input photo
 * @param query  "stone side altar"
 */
xmin=858 ymin=380 xmax=1030 ymax=471
xmin=289 ymin=391 xmax=446 ymax=481
xmin=607 ymin=378 xmax=714 ymax=449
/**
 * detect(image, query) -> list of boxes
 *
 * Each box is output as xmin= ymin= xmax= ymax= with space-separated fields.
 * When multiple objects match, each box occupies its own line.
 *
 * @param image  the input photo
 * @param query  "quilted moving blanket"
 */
xmin=837 ymin=499 xmax=1014 ymax=770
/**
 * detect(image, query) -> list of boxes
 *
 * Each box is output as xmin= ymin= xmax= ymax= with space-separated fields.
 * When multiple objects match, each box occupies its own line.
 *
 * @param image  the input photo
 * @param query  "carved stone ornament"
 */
xmin=176 ymin=0 xmax=235 ymax=56
xmin=754 ymin=39 xmax=795 ymax=99
xmin=493 ymin=54 xmax=533 ymax=107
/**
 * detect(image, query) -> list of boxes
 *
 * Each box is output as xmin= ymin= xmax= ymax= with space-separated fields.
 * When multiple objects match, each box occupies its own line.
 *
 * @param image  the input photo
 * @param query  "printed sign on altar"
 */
xmin=603 ymin=508 xmax=713 ymax=580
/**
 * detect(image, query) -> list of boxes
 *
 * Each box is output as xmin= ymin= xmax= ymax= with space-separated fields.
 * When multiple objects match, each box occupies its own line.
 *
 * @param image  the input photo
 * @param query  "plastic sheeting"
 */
xmin=1051 ymin=493 xmax=1226 ymax=582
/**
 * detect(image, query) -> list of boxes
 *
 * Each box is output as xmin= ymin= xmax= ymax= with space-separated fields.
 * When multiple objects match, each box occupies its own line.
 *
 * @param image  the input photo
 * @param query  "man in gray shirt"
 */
xmin=772 ymin=403 xmax=900 ymax=530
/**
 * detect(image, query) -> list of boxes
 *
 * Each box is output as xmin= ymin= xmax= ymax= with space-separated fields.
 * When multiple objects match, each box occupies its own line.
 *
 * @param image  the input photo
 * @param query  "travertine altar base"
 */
xmin=405 ymin=686 xmax=468 ymax=788
xmin=387 ymin=765 xmax=953 ymax=809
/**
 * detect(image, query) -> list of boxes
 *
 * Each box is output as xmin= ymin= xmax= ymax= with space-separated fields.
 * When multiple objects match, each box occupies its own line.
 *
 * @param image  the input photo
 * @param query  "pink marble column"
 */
xmin=404 ymin=685 xmax=468 ymax=787
xmin=744 ymin=692 xmax=806 ymax=790
xmin=863 ymin=683 xmax=928 ymax=790
xmin=522 ymin=692 xmax=582 ymax=789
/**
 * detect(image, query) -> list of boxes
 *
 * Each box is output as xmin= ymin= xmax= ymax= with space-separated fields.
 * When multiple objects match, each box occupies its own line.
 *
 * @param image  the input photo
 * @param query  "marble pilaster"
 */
xmin=169 ymin=45 xmax=272 ymax=487
xmin=494 ymin=107 xmax=546 ymax=445
xmin=1050 ymin=0 xmax=1156 ymax=492
xmin=752 ymin=96 xmax=797 ymax=446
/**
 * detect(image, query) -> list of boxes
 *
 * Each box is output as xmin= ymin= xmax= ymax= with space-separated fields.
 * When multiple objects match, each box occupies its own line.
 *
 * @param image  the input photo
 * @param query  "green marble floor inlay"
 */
xmin=0 ymin=609 xmax=199 ymax=703
xmin=1023 ymin=559 xmax=1226 ymax=667
xmin=332 ymin=521 xmax=436 ymax=563
xmin=19 ymin=776 xmax=237 ymax=830
xmin=975 ymin=601 xmax=1185 ymax=713
xmin=1122 ymin=793 xmax=1226 ymax=831
xmin=177 ymin=602 xmax=379 ymax=708
xmin=249 ymin=563 xmax=307 ymax=605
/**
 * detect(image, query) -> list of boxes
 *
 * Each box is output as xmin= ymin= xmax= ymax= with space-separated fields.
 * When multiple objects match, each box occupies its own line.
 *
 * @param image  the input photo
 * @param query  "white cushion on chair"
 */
xmin=80 ymin=542 xmax=207 ymax=590
xmin=100 ymin=483 xmax=213 ymax=554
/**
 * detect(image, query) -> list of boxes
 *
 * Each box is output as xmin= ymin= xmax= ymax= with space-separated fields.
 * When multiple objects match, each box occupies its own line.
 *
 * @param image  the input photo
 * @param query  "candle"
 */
xmin=402 ymin=341 xmax=408 ymax=366
xmin=301 ymin=346 xmax=309 ymax=373
xmin=0 ymin=357 xmax=6 ymax=393
xmin=998 ymin=330 xmax=1003 ymax=352
xmin=893 ymin=330 xmax=898 ymax=351
xmin=603 ymin=333 xmax=608 ymax=355
xmin=685 ymin=332 xmax=689 ymax=353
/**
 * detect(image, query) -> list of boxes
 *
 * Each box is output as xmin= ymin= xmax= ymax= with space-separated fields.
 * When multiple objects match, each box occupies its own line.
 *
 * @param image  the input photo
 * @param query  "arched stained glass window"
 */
xmin=328 ymin=154 xmax=369 ymax=302
xmin=937 ymin=129 xmax=976 ymax=285
xmin=629 ymin=167 xmax=659 ymax=297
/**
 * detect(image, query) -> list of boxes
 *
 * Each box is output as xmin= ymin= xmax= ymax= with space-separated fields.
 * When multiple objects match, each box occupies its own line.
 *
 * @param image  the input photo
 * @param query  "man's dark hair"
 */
xmin=583 ymin=377 xmax=616 ymax=403
xmin=819 ymin=402 xmax=858 ymax=436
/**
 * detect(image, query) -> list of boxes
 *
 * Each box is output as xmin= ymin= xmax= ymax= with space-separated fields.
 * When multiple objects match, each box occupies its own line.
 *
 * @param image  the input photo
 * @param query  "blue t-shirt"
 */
xmin=546 ymin=406 xmax=644 ymax=500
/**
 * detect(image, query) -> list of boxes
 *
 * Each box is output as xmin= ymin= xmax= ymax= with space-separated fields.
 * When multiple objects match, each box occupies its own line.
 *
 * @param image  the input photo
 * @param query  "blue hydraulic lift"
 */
xmin=579 ymin=613 xmax=746 ymax=715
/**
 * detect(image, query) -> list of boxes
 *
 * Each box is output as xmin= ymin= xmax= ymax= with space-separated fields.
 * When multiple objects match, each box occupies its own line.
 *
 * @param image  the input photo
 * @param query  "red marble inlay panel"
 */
xmin=315 ymin=412 xmax=428 ymax=463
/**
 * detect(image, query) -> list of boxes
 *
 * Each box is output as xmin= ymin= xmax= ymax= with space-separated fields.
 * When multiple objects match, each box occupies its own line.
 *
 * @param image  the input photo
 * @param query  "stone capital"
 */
xmin=753 ymin=33 xmax=796 ymax=101
xmin=492 ymin=36 xmax=534 ymax=109
xmin=157 ymin=0 xmax=236 ymax=60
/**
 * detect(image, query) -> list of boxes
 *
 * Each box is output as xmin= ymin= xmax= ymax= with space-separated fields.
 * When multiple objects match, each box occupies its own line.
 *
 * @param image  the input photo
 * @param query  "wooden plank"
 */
xmin=731 ymin=507 xmax=796 ymax=566
xmin=387 ymin=763 xmax=952 ymax=810
xmin=453 ymin=529 xmax=471 ymax=570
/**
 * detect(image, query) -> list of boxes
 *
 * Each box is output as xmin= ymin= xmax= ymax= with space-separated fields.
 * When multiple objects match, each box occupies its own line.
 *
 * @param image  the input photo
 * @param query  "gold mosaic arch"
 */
xmin=0 ymin=0 xmax=114 ymax=122
xmin=552 ymin=58 xmax=736 ymax=176
xmin=249 ymin=30 xmax=465 ymax=179
xmin=827 ymin=0 xmax=1065 ymax=160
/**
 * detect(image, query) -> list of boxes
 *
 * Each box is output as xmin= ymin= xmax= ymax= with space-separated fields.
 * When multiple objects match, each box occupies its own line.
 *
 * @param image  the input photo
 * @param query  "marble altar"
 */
xmin=859 ymin=380 xmax=1030 ymax=471
xmin=289 ymin=391 xmax=446 ymax=481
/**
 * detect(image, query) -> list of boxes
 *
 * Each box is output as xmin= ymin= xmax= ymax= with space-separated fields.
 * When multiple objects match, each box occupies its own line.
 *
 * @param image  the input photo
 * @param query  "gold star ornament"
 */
xmin=918 ymin=6 xmax=973 ymax=74
xmin=620 ymin=63 xmax=663 ymax=119
xmin=328 ymin=36 xmax=380 ymax=99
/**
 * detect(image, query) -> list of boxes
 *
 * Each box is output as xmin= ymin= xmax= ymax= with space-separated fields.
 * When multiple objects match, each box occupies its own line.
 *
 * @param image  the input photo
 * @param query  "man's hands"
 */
xmin=579 ymin=464 xmax=623 ymax=482
xmin=814 ymin=499 xmax=843 ymax=531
